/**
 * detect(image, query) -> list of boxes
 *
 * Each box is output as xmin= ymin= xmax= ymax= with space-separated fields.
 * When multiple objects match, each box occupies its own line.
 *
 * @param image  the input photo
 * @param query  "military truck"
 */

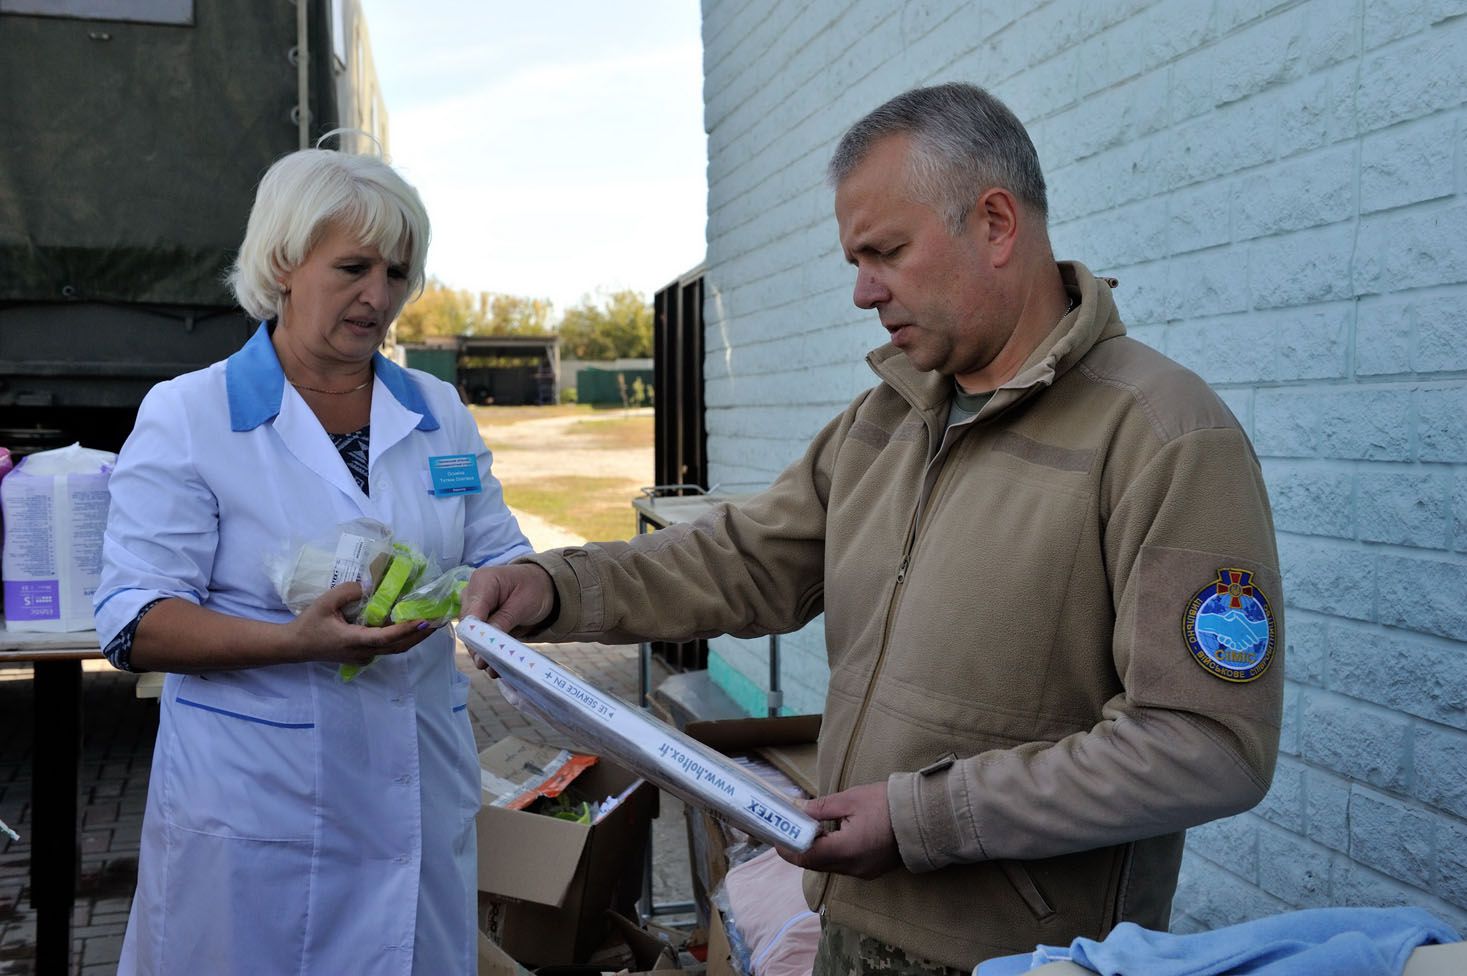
xmin=0 ymin=0 xmax=384 ymax=453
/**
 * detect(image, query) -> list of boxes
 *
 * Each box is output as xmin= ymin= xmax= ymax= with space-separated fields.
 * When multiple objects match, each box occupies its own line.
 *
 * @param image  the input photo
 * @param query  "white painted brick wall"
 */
xmin=700 ymin=0 xmax=1467 ymax=932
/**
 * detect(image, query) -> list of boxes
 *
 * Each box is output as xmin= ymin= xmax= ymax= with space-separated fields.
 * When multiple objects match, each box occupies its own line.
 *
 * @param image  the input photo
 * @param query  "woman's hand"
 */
xmin=284 ymin=581 xmax=439 ymax=665
xmin=130 ymin=587 xmax=439 ymax=672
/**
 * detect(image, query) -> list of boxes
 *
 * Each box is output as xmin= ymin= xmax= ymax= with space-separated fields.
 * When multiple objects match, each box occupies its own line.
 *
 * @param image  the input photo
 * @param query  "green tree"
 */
xmin=480 ymin=293 xmax=553 ymax=336
xmin=395 ymin=277 xmax=475 ymax=342
xmin=557 ymin=289 xmax=653 ymax=360
xmin=395 ymin=279 xmax=554 ymax=341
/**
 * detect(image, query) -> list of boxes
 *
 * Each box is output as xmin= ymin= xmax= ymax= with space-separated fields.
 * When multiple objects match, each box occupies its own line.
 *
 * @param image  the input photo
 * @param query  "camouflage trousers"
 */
xmin=813 ymin=917 xmax=968 ymax=976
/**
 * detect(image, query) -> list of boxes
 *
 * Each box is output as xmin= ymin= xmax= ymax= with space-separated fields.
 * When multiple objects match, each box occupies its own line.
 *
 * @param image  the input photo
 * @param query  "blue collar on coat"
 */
xmin=225 ymin=323 xmax=439 ymax=432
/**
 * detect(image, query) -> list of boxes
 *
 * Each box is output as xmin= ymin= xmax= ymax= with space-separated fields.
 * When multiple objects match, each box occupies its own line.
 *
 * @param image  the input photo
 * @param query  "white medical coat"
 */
xmin=95 ymin=325 xmax=531 ymax=975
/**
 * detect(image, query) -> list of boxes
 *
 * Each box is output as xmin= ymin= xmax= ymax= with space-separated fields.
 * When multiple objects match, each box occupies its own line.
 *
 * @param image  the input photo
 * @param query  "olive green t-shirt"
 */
xmin=946 ymin=382 xmax=994 ymax=428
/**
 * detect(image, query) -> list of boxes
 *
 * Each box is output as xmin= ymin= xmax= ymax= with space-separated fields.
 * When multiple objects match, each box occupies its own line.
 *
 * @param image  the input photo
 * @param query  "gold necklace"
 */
xmin=290 ymin=376 xmax=371 ymax=395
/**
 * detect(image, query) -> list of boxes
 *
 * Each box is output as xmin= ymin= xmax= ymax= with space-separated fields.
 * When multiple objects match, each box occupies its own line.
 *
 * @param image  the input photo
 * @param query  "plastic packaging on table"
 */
xmin=389 ymin=564 xmax=472 ymax=627
xmin=0 ymin=446 xmax=12 ymax=616
xmin=459 ymin=617 xmax=820 ymax=853
xmin=1 ymin=443 xmax=117 ymax=632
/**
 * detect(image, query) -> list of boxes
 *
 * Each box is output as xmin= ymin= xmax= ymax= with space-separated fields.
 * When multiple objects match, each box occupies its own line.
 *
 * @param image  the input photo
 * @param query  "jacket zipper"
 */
xmin=816 ymin=414 xmax=952 ymax=909
xmin=817 ymin=506 xmax=917 ymax=909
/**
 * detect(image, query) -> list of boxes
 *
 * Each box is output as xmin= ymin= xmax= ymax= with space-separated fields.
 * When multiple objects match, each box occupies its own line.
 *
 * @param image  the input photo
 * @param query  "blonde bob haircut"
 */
xmin=229 ymin=148 xmax=430 ymax=322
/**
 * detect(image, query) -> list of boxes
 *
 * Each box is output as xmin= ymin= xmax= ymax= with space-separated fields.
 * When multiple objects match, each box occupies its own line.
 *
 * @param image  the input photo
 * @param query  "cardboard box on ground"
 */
xmin=704 ymin=906 xmax=737 ymax=976
xmin=478 ymin=912 xmax=696 ymax=976
xmin=674 ymin=715 xmax=821 ymax=931
xmin=477 ymin=735 xmax=658 ymax=967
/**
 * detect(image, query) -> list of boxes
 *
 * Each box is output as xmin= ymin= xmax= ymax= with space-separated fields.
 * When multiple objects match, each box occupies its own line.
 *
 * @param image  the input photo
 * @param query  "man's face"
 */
xmin=835 ymin=134 xmax=1007 ymax=384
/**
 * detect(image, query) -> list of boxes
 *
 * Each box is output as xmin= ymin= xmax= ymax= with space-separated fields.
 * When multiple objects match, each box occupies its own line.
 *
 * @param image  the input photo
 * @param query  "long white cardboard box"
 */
xmin=459 ymin=617 xmax=819 ymax=852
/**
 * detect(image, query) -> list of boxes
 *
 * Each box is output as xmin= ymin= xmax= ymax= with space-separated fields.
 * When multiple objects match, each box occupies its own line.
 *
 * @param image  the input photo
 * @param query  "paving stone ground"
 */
xmin=0 ymin=641 xmax=691 ymax=975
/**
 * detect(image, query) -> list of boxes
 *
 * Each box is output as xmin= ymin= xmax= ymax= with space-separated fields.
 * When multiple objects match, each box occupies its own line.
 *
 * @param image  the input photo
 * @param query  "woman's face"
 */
xmin=277 ymin=221 xmax=411 ymax=366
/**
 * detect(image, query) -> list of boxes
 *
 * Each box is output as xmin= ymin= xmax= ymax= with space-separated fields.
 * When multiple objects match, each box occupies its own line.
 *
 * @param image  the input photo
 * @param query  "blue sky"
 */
xmin=358 ymin=1 xmax=707 ymax=314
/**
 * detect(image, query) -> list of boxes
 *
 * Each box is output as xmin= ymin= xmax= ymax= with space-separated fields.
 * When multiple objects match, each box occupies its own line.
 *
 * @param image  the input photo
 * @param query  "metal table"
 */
xmin=1 ymin=622 xmax=100 ymax=975
xmin=630 ymin=490 xmax=793 ymax=923
xmin=630 ymin=491 xmax=781 ymax=718
xmin=633 ymin=490 xmax=792 ymax=713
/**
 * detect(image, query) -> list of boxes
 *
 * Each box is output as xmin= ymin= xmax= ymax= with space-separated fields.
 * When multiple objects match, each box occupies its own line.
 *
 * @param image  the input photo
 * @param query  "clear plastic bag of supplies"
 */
xmin=459 ymin=617 xmax=821 ymax=853
xmin=338 ymin=542 xmax=438 ymax=684
xmin=339 ymin=542 xmax=433 ymax=682
xmin=265 ymin=517 xmax=395 ymax=621
xmin=266 ymin=521 xmax=458 ymax=683
xmin=388 ymin=564 xmax=473 ymax=627
xmin=361 ymin=543 xmax=430 ymax=627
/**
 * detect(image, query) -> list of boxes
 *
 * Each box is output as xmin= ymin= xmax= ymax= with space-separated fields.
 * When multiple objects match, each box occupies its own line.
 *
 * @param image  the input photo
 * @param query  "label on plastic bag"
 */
xmin=329 ymin=533 xmax=374 ymax=589
xmin=5 ymin=580 xmax=60 ymax=621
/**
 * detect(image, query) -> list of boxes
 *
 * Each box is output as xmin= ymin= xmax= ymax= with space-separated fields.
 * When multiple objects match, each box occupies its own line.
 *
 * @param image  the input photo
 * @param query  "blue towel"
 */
xmin=975 ymin=907 xmax=1460 ymax=976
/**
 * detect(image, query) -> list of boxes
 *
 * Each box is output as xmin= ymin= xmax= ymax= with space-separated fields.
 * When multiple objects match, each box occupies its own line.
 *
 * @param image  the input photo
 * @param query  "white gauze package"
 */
xmin=459 ymin=617 xmax=820 ymax=852
xmin=2 ymin=443 xmax=118 ymax=631
xmin=265 ymin=517 xmax=395 ymax=618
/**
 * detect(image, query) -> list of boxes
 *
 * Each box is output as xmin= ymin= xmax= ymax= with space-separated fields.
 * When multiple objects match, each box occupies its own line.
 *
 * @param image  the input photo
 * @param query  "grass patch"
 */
xmin=472 ymin=404 xmax=588 ymax=426
xmin=502 ymin=475 xmax=644 ymax=542
xmin=568 ymin=415 xmax=654 ymax=450
xmin=473 ymin=404 xmax=652 ymax=452
xmin=472 ymin=403 xmax=650 ymax=428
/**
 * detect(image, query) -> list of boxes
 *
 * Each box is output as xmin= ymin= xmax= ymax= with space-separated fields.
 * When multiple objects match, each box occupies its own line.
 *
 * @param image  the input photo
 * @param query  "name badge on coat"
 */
xmin=426 ymin=454 xmax=483 ymax=497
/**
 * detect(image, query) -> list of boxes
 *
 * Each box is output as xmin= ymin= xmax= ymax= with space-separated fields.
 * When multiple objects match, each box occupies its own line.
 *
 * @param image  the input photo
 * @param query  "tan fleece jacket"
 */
xmin=523 ymin=262 xmax=1283 ymax=967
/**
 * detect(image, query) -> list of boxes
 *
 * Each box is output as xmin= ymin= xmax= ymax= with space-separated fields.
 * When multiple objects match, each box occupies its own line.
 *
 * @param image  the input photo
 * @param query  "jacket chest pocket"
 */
xmin=162 ymin=675 xmax=319 ymax=841
xmin=904 ymin=466 xmax=1092 ymax=655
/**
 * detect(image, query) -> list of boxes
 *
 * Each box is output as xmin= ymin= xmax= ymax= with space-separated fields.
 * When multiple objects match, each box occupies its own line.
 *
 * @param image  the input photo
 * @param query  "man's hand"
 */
xmin=460 ymin=563 xmax=557 ymax=671
xmin=778 ymin=781 xmax=902 ymax=880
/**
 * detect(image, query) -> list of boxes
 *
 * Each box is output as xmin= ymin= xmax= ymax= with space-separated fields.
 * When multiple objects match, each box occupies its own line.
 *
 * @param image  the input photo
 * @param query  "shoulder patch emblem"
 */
xmin=1182 ymin=568 xmax=1276 ymax=682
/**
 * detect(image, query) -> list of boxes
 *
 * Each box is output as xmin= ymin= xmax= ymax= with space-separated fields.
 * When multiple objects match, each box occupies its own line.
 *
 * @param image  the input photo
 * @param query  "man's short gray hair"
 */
xmin=828 ymin=82 xmax=1048 ymax=232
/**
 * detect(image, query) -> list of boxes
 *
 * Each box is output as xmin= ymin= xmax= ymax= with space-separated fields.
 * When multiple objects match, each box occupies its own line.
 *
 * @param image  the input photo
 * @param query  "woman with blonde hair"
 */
xmin=96 ymin=146 xmax=529 ymax=974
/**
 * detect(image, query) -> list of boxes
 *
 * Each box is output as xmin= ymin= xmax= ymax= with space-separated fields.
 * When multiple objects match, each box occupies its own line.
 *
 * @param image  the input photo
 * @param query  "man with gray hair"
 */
xmin=464 ymin=82 xmax=1283 ymax=972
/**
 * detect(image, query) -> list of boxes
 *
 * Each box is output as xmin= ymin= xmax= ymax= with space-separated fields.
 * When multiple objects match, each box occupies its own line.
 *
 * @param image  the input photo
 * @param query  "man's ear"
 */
xmin=973 ymin=187 xmax=1020 ymax=268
